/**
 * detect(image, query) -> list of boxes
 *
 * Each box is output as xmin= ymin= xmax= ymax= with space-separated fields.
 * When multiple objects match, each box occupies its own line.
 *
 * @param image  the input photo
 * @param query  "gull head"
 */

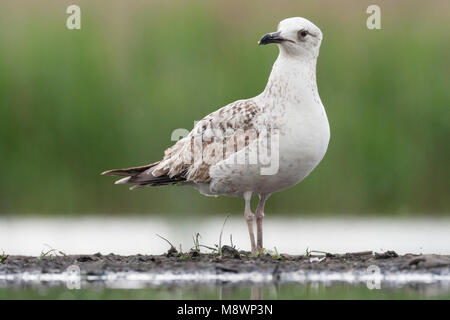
xmin=258 ymin=17 xmax=323 ymax=58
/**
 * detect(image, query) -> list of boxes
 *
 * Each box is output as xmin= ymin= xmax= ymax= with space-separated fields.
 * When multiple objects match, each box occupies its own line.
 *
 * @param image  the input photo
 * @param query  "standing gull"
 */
xmin=102 ymin=17 xmax=330 ymax=254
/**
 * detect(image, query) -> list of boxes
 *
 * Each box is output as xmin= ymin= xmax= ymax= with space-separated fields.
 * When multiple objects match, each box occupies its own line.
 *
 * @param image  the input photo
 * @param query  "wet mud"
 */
xmin=1 ymin=247 xmax=449 ymax=277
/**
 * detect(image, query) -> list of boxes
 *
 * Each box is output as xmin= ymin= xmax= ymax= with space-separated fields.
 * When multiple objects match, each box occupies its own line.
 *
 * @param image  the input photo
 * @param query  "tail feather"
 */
xmin=102 ymin=161 xmax=186 ymax=189
xmin=101 ymin=162 xmax=160 ymax=177
xmin=114 ymin=176 xmax=131 ymax=185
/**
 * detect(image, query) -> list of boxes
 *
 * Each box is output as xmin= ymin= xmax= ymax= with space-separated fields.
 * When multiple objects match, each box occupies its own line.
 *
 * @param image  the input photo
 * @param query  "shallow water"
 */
xmin=2 ymin=284 xmax=449 ymax=300
xmin=1 ymin=271 xmax=449 ymax=299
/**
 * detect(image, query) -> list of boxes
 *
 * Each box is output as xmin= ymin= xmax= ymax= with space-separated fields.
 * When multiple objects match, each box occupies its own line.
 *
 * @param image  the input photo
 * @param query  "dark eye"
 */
xmin=299 ymin=30 xmax=308 ymax=38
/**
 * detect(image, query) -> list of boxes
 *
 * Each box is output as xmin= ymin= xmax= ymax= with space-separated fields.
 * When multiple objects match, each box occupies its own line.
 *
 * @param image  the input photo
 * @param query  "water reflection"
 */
xmin=0 ymin=282 xmax=448 ymax=299
xmin=250 ymin=286 xmax=263 ymax=300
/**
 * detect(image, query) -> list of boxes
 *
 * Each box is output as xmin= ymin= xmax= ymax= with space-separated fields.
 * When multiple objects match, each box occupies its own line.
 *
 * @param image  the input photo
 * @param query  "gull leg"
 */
xmin=255 ymin=194 xmax=268 ymax=253
xmin=243 ymin=191 xmax=257 ymax=254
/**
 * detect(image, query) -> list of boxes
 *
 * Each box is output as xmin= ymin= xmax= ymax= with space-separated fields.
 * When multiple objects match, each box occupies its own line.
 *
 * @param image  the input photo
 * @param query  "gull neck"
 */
xmin=261 ymin=52 xmax=319 ymax=103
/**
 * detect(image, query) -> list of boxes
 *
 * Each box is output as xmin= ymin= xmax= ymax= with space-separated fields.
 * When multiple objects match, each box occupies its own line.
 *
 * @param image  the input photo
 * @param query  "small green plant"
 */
xmin=0 ymin=251 xmax=8 ymax=264
xmin=178 ymin=244 xmax=192 ymax=260
xmin=157 ymin=224 xmax=245 ymax=259
xmin=199 ymin=244 xmax=218 ymax=253
xmin=273 ymin=247 xmax=281 ymax=260
xmin=305 ymin=247 xmax=331 ymax=257
xmin=192 ymin=233 xmax=201 ymax=252
xmin=39 ymin=244 xmax=66 ymax=259
xmin=247 ymin=247 xmax=266 ymax=258
xmin=189 ymin=233 xmax=218 ymax=254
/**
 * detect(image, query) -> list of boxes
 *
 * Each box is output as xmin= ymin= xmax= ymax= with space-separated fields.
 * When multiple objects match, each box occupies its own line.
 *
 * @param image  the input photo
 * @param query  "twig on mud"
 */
xmin=217 ymin=215 xmax=230 ymax=256
xmin=192 ymin=233 xmax=201 ymax=252
xmin=156 ymin=234 xmax=177 ymax=252
xmin=40 ymin=249 xmax=57 ymax=258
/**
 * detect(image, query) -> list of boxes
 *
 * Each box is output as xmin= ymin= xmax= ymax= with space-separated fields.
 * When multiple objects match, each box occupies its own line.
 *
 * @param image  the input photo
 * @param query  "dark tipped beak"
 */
xmin=258 ymin=31 xmax=285 ymax=45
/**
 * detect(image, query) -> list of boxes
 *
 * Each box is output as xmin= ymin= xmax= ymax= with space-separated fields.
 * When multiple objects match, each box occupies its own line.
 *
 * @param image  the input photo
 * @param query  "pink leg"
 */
xmin=255 ymin=194 xmax=268 ymax=252
xmin=244 ymin=192 xmax=257 ymax=254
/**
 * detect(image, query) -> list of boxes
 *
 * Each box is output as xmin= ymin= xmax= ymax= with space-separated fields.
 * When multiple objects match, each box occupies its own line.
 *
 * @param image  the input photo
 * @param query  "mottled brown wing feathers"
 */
xmin=102 ymin=99 xmax=261 ymax=189
xmin=151 ymin=99 xmax=261 ymax=183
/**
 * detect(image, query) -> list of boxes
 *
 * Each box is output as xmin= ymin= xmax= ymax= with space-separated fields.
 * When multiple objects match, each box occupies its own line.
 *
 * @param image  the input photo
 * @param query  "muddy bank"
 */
xmin=1 ymin=247 xmax=450 ymax=277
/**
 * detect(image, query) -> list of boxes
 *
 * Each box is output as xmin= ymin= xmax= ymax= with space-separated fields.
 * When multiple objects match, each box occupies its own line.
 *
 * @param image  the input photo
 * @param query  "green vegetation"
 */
xmin=0 ymin=251 xmax=7 ymax=264
xmin=272 ymin=247 xmax=281 ymax=260
xmin=39 ymin=245 xmax=67 ymax=259
xmin=156 ymin=216 xmax=244 ymax=258
xmin=0 ymin=1 xmax=448 ymax=216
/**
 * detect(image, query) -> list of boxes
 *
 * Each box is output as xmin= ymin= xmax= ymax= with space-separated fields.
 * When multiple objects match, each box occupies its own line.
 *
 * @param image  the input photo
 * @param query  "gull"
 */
xmin=102 ymin=17 xmax=330 ymax=254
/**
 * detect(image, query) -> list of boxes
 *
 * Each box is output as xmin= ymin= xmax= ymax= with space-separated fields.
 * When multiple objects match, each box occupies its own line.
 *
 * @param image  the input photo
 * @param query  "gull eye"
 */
xmin=298 ymin=30 xmax=308 ymax=38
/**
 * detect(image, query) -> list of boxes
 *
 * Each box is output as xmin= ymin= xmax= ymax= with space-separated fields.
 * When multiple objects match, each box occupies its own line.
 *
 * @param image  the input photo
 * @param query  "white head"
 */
xmin=259 ymin=17 xmax=323 ymax=58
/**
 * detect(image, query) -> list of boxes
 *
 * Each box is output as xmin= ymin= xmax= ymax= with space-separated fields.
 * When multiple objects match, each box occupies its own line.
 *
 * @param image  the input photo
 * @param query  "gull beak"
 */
xmin=258 ymin=31 xmax=286 ymax=45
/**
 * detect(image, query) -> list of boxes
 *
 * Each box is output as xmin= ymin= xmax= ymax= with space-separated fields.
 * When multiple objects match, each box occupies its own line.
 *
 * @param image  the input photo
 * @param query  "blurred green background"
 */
xmin=0 ymin=0 xmax=448 ymax=216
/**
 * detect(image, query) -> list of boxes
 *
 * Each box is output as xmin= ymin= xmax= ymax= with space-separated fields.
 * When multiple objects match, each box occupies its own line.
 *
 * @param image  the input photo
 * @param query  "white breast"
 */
xmin=276 ymin=101 xmax=330 ymax=188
